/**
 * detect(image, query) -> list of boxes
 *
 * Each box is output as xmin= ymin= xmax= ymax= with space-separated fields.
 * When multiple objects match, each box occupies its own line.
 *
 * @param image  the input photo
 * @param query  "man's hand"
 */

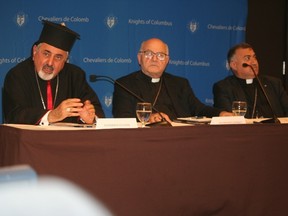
xmin=48 ymin=98 xmax=83 ymax=123
xmin=79 ymin=100 xmax=96 ymax=124
xmin=149 ymin=112 xmax=172 ymax=124
xmin=219 ymin=111 xmax=234 ymax=116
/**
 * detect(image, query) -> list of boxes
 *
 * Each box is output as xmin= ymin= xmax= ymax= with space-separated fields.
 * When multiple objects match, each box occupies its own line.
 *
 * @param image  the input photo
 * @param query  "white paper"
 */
xmin=96 ymin=118 xmax=138 ymax=129
xmin=210 ymin=116 xmax=246 ymax=125
xmin=176 ymin=117 xmax=211 ymax=124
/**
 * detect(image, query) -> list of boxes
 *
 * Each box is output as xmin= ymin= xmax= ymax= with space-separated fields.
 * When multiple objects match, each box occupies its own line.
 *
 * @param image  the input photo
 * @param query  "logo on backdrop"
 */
xmin=104 ymin=95 xmax=113 ymax=107
xmin=188 ymin=20 xmax=199 ymax=33
xmin=105 ymin=15 xmax=118 ymax=29
xmin=14 ymin=12 xmax=28 ymax=27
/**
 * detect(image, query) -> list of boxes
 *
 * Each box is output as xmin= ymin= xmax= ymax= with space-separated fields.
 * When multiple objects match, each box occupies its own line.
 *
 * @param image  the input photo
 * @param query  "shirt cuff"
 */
xmin=39 ymin=111 xmax=52 ymax=126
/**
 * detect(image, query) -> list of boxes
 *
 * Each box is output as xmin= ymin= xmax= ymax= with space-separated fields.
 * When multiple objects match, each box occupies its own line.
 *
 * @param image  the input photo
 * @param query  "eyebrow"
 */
xmin=243 ymin=53 xmax=256 ymax=58
xmin=43 ymin=49 xmax=65 ymax=57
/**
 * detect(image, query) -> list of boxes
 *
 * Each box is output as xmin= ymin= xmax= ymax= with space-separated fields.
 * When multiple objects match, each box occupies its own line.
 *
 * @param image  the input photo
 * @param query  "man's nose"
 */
xmin=47 ymin=56 xmax=55 ymax=65
xmin=250 ymin=56 xmax=258 ymax=64
xmin=151 ymin=54 xmax=158 ymax=61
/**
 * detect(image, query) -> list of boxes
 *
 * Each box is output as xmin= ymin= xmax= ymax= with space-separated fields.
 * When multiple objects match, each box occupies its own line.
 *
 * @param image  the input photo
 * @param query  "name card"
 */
xmin=210 ymin=116 xmax=246 ymax=125
xmin=96 ymin=118 xmax=138 ymax=129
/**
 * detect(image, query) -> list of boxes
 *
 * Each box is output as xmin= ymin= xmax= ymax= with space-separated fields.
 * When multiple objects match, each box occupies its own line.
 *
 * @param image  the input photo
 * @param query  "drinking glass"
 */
xmin=136 ymin=102 xmax=152 ymax=127
xmin=232 ymin=101 xmax=247 ymax=116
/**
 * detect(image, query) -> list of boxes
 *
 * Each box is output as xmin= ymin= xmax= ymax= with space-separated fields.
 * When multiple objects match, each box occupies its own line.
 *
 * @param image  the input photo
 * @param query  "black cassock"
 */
xmin=112 ymin=71 xmax=222 ymax=120
xmin=3 ymin=57 xmax=104 ymax=124
xmin=213 ymin=75 xmax=288 ymax=118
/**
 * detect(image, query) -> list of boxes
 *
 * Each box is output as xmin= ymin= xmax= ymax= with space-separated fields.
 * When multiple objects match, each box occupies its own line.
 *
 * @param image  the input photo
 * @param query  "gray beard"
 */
xmin=37 ymin=70 xmax=55 ymax=81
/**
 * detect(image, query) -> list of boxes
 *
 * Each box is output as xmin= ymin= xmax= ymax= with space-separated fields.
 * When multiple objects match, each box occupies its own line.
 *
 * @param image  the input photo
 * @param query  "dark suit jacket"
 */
xmin=213 ymin=75 xmax=288 ymax=118
xmin=112 ymin=70 xmax=221 ymax=119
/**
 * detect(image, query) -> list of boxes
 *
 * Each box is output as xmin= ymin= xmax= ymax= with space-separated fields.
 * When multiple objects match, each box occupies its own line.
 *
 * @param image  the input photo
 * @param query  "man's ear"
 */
xmin=32 ymin=45 xmax=37 ymax=60
xmin=137 ymin=53 xmax=142 ymax=66
xmin=229 ymin=61 xmax=236 ymax=71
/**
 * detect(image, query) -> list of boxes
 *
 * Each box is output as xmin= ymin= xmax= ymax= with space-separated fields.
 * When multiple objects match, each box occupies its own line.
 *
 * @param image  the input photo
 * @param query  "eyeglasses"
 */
xmin=139 ymin=50 xmax=168 ymax=61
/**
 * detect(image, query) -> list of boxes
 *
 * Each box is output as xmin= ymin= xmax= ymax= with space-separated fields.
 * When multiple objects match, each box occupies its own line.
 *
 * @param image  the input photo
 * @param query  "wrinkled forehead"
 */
xmin=234 ymin=48 xmax=255 ymax=58
xmin=141 ymin=40 xmax=168 ymax=53
xmin=37 ymin=43 xmax=68 ymax=56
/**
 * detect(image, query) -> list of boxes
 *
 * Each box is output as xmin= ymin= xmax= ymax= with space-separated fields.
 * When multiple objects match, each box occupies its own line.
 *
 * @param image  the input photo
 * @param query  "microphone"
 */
xmin=89 ymin=74 xmax=172 ymax=126
xmin=242 ymin=63 xmax=280 ymax=123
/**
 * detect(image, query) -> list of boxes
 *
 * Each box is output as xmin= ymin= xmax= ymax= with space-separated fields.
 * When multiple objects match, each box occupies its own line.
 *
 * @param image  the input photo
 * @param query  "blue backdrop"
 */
xmin=0 ymin=0 xmax=247 ymax=121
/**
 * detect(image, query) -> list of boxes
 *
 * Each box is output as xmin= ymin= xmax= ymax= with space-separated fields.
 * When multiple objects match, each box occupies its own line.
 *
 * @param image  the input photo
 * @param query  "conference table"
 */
xmin=1 ymin=121 xmax=288 ymax=216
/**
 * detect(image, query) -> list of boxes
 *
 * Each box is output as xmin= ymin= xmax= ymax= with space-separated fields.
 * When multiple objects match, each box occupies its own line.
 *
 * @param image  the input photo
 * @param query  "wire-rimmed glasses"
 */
xmin=139 ymin=50 xmax=168 ymax=61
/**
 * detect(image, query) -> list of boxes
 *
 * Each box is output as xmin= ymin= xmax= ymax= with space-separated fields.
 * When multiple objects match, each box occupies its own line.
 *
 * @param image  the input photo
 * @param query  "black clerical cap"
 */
xmin=37 ymin=20 xmax=80 ymax=52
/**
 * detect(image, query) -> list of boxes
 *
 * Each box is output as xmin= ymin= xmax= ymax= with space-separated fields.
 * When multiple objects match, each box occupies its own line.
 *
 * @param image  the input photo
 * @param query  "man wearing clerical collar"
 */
xmin=113 ymin=38 xmax=231 ymax=123
xmin=213 ymin=42 xmax=288 ymax=118
xmin=3 ymin=21 xmax=104 ymax=125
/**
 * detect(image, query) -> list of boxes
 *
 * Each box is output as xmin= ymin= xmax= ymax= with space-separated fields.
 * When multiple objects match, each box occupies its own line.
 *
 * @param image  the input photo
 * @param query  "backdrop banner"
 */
xmin=0 ymin=0 xmax=247 ymax=121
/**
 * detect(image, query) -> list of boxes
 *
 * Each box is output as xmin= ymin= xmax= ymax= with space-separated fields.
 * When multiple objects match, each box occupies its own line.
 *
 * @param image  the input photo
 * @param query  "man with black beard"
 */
xmin=3 ymin=21 xmax=104 ymax=125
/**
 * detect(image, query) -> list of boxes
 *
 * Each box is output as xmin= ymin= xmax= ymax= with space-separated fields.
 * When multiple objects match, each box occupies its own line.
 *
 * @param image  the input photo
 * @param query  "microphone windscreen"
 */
xmin=89 ymin=75 xmax=97 ymax=82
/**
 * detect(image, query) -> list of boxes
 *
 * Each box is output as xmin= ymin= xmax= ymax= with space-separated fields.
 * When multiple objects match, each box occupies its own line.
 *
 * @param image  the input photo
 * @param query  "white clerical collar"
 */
xmin=246 ymin=79 xmax=253 ymax=84
xmin=151 ymin=78 xmax=160 ymax=83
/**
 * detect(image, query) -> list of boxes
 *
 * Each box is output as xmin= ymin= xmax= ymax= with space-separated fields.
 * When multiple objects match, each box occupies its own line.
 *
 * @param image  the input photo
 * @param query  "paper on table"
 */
xmin=5 ymin=119 xmax=138 ymax=131
xmin=3 ymin=124 xmax=95 ymax=130
xmin=175 ymin=117 xmax=212 ymax=124
xmin=50 ymin=122 xmax=95 ymax=128
xmin=96 ymin=118 xmax=138 ymax=129
xmin=210 ymin=116 xmax=246 ymax=125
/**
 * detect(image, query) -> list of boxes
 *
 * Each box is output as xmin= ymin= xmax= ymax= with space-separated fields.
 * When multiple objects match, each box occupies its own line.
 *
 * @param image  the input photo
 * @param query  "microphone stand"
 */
xmin=242 ymin=63 xmax=280 ymax=123
xmin=90 ymin=75 xmax=172 ymax=126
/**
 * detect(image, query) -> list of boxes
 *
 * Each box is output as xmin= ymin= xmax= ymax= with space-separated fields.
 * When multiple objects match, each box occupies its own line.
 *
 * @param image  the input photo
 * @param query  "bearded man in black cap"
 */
xmin=3 ymin=21 xmax=105 ymax=125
